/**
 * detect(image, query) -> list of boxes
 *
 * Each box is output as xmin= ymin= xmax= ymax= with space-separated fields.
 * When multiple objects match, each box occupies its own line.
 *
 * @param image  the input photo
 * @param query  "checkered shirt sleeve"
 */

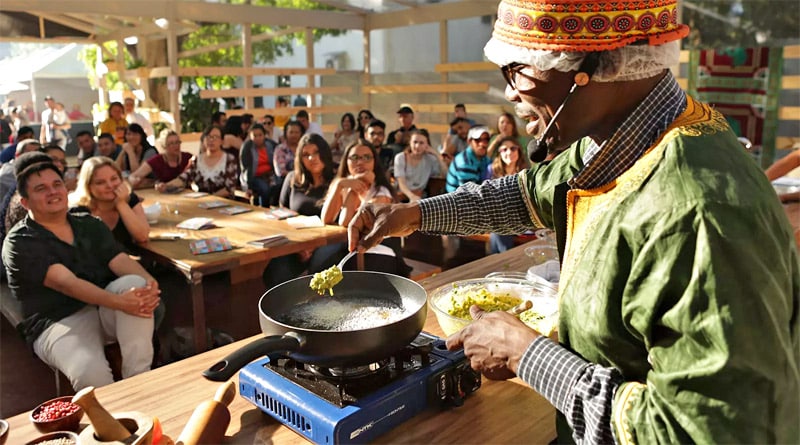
xmin=519 ymin=337 xmax=624 ymax=444
xmin=418 ymin=175 xmax=534 ymax=235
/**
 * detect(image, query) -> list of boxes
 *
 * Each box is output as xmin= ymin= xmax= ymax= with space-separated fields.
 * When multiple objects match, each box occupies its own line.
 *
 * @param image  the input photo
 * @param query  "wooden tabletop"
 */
xmin=135 ymin=189 xmax=347 ymax=283
xmin=4 ymin=242 xmax=557 ymax=444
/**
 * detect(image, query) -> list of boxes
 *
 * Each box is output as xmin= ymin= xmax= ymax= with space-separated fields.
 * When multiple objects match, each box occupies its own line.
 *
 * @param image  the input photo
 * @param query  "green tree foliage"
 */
xmin=683 ymin=0 xmax=799 ymax=49
xmin=179 ymin=0 xmax=345 ymax=90
xmin=78 ymin=41 xmax=141 ymax=92
xmin=180 ymin=82 xmax=219 ymax=133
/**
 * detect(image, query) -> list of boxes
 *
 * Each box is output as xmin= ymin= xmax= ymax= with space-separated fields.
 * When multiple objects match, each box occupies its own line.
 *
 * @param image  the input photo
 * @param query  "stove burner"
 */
xmin=308 ymin=361 xmax=387 ymax=379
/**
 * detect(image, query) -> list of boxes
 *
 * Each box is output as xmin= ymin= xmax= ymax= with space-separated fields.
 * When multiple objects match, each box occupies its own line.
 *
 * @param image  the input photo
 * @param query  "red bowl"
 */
xmin=29 ymin=396 xmax=83 ymax=434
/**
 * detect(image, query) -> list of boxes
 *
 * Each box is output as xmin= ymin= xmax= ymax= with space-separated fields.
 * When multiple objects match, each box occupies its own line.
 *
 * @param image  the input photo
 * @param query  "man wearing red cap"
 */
xmin=348 ymin=0 xmax=799 ymax=443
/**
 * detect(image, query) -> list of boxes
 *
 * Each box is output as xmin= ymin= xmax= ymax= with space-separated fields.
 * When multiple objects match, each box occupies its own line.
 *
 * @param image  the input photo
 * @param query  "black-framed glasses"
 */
xmin=499 ymin=145 xmax=520 ymax=153
xmin=501 ymin=62 xmax=536 ymax=91
xmin=347 ymin=154 xmax=374 ymax=163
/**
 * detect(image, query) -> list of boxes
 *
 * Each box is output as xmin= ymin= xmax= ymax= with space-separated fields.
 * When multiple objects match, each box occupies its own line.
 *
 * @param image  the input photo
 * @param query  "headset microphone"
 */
xmin=528 ymin=52 xmax=602 ymax=163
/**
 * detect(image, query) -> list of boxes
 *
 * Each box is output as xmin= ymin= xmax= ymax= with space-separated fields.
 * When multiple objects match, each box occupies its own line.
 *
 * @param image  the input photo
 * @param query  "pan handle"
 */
xmin=202 ymin=334 xmax=302 ymax=381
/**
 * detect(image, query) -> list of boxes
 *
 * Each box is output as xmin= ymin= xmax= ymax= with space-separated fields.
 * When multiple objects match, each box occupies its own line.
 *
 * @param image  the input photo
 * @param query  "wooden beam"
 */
xmin=0 ymin=36 xmax=96 ymax=44
xmin=782 ymin=75 xmax=800 ymax=90
xmin=225 ymin=104 xmax=366 ymax=117
xmin=362 ymin=83 xmax=489 ymax=94
xmin=779 ymin=106 xmax=800 ymax=120
xmin=32 ymin=12 xmax=99 ymax=35
xmin=407 ymin=103 xmax=508 ymax=115
xmin=434 ymin=61 xmax=496 ymax=73
xmin=367 ymin=0 xmax=496 ymax=31
xmin=785 ymin=45 xmax=800 ymax=59
xmin=309 ymin=0 xmax=370 ymax=14
xmin=199 ymin=86 xmax=353 ymax=100
xmin=176 ymin=67 xmax=336 ymax=77
xmin=200 ymin=86 xmax=353 ymax=99
xmin=0 ymin=0 xmax=366 ymax=30
xmin=178 ymin=27 xmax=301 ymax=58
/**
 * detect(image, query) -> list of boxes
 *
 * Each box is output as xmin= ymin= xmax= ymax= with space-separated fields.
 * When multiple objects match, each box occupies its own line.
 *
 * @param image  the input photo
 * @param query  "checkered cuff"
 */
xmin=518 ymin=337 xmax=590 ymax=414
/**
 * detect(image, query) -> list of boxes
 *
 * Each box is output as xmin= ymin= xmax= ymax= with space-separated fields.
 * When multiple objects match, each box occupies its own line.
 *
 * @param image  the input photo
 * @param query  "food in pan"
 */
xmin=310 ymin=265 xmax=344 ymax=295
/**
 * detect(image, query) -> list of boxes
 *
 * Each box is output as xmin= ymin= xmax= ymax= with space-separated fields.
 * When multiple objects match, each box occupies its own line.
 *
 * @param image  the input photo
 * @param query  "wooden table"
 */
xmin=135 ymin=189 xmax=347 ymax=352
xmin=4 ymin=242 xmax=557 ymax=444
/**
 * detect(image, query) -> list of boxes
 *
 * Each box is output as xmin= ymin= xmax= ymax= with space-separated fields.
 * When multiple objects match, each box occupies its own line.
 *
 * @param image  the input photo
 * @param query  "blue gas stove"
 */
xmin=238 ymin=332 xmax=481 ymax=444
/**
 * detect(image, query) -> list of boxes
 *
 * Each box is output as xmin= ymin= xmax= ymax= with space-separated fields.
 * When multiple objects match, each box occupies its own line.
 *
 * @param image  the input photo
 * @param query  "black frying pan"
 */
xmin=203 ymin=271 xmax=427 ymax=381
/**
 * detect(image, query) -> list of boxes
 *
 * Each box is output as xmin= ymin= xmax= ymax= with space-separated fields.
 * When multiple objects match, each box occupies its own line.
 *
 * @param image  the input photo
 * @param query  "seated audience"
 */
xmin=129 ymin=131 xmax=192 ymax=190
xmin=0 ymin=126 xmax=34 ymax=164
xmin=356 ymin=109 xmax=375 ymax=137
xmin=240 ymin=124 xmax=277 ymax=207
xmin=70 ymin=157 xmax=150 ymax=250
xmin=485 ymin=136 xmax=530 ymax=253
xmin=75 ymin=130 xmax=98 ymax=166
xmin=394 ymin=130 xmax=447 ymax=202
xmin=365 ymin=120 xmax=391 ymax=172
xmin=445 ymin=126 xmax=491 ymax=192
xmin=116 ymin=123 xmax=158 ymax=175
xmin=296 ymin=109 xmax=324 ymax=138
xmin=261 ymin=114 xmax=282 ymax=144
xmin=441 ymin=117 xmax=471 ymax=163
xmin=97 ymin=133 xmax=122 ymax=160
xmin=490 ymin=111 xmax=528 ymax=150
xmin=263 ymin=134 xmax=337 ymax=288
xmin=124 ymin=97 xmax=155 ymax=145
xmin=2 ymin=160 xmax=159 ymax=391
xmin=97 ymin=102 xmax=128 ymax=145
xmin=765 ymin=147 xmax=800 ymax=202
xmin=0 ymin=139 xmax=42 ymax=202
xmin=222 ymin=116 xmax=245 ymax=162
xmin=162 ymin=126 xmax=238 ymax=198
xmin=330 ymin=112 xmax=358 ymax=164
xmin=273 ymin=121 xmax=302 ymax=187
xmin=318 ymin=139 xmax=410 ymax=276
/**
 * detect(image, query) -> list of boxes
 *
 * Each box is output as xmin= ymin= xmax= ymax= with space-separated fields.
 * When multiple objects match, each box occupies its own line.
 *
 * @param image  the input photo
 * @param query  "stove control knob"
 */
xmin=458 ymin=365 xmax=481 ymax=395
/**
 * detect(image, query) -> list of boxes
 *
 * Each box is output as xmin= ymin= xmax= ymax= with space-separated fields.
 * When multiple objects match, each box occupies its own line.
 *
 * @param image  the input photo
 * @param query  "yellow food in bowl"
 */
xmin=430 ymin=278 xmax=558 ymax=336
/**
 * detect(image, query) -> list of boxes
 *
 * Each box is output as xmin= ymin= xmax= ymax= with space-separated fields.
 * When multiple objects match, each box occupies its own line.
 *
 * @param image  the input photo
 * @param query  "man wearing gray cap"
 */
xmin=348 ymin=0 xmax=798 ymax=443
xmin=445 ymin=126 xmax=491 ymax=193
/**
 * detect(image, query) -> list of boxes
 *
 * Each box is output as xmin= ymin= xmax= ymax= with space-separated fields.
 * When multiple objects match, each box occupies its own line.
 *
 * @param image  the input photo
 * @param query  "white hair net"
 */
xmin=484 ymin=39 xmax=681 ymax=82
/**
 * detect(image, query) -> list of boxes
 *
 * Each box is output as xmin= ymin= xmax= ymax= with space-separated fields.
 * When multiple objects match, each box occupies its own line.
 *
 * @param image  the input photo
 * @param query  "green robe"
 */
xmin=520 ymin=98 xmax=800 ymax=443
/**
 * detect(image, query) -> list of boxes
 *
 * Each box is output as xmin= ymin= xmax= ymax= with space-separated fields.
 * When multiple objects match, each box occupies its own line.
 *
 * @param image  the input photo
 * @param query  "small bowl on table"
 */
xmin=29 ymin=396 xmax=83 ymax=434
xmin=25 ymin=430 xmax=79 ymax=445
xmin=429 ymin=277 xmax=559 ymax=336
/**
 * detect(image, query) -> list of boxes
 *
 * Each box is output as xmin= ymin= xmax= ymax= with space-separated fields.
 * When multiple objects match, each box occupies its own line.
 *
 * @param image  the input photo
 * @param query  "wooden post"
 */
xmin=242 ymin=23 xmax=254 ymax=110
xmin=363 ymin=28 xmax=371 ymax=111
xmin=305 ymin=28 xmax=315 ymax=108
xmin=117 ymin=39 xmax=127 ymax=85
xmin=167 ymin=29 xmax=181 ymax=132
xmin=439 ymin=20 xmax=449 ymax=146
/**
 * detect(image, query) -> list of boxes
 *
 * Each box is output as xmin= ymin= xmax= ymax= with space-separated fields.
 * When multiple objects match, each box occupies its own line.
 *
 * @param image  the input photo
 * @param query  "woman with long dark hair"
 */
xmin=116 ymin=123 xmax=158 ymax=175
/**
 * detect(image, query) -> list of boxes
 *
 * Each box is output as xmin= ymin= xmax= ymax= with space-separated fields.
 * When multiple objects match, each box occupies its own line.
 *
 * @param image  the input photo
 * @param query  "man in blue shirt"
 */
xmin=445 ymin=126 xmax=490 ymax=192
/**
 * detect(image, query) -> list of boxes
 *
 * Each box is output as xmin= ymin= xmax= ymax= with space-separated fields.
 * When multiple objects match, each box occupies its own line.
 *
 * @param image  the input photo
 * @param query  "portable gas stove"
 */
xmin=238 ymin=331 xmax=481 ymax=444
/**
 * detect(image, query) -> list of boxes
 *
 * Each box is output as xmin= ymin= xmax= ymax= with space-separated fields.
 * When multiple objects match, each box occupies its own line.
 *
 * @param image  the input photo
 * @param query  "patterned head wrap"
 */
xmin=485 ymin=0 xmax=690 ymax=82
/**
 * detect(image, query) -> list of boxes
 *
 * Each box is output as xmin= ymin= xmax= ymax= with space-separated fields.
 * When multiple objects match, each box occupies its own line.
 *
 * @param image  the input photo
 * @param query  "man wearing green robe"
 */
xmin=346 ymin=0 xmax=800 ymax=443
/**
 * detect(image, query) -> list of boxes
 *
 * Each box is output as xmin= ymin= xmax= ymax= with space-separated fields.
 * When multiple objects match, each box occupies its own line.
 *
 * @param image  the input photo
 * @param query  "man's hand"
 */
xmin=116 ymin=281 xmax=161 ymax=318
xmin=347 ymin=202 xmax=421 ymax=252
xmin=445 ymin=305 xmax=540 ymax=380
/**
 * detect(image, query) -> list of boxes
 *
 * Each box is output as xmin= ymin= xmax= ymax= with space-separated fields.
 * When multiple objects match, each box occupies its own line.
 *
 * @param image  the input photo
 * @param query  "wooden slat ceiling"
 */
xmin=0 ymin=0 xmax=497 ymax=44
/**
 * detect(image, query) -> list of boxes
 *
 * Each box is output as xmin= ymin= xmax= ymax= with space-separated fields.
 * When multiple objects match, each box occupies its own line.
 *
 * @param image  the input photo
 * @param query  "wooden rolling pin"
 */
xmin=176 ymin=381 xmax=236 ymax=445
xmin=73 ymin=386 xmax=131 ymax=441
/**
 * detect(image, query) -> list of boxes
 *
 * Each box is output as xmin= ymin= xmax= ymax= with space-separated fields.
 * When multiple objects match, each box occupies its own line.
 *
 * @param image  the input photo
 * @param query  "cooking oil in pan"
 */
xmin=277 ymin=297 xmax=407 ymax=331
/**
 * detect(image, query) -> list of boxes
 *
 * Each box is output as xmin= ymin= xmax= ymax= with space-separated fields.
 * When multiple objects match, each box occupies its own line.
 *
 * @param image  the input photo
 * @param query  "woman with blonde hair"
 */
xmin=70 ymin=156 xmax=149 ymax=249
xmin=128 ymin=130 xmax=192 ymax=190
xmin=485 ymin=136 xmax=529 ymax=253
xmin=161 ymin=125 xmax=238 ymax=197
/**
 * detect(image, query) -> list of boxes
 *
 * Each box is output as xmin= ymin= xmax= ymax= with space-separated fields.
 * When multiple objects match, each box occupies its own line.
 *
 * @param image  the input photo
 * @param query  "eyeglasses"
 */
xmin=167 ymin=140 xmax=182 ymax=146
xmin=472 ymin=137 xmax=491 ymax=144
xmin=499 ymin=145 xmax=520 ymax=153
xmin=206 ymin=134 xmax=221 ymax=140
xmin=347 ymin=154 xmax=374 ymax=163
xmin=265 ymin=121 xmax=274 ymax=126
xmin=500 ymin=63 xmax=537 ymax=91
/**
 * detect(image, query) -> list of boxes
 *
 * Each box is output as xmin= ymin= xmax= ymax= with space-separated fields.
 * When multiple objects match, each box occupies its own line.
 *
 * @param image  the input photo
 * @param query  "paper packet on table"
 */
xmin=285 ymin=215 xmax=325 ymax=229
xmin=263 ymin=207 xmax=299 ymax=220
xmin=176 ymin=217 xmax=216 ymax=230
xmin=246 ymin=234 xmax=290 ymax=248
xmin=189 ymin=237 xmax=234 ymax=255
